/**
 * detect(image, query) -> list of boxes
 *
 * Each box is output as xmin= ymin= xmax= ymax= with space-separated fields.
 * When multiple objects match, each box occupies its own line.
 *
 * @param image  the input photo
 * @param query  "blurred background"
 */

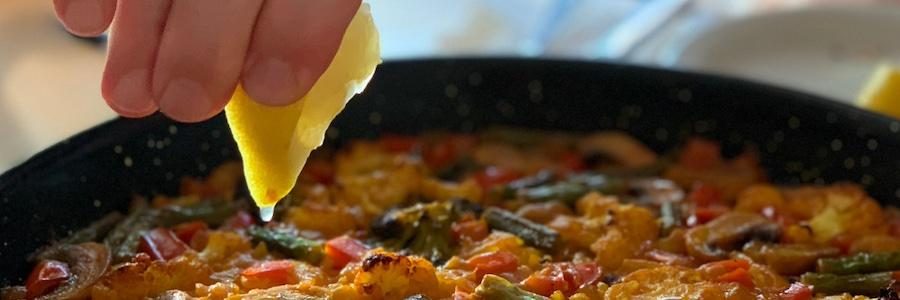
xmin=1 ymin=0 xmax=898 ymax=171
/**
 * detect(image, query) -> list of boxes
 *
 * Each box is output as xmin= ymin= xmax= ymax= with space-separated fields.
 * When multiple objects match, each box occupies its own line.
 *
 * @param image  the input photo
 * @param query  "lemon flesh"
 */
xmin=225 ymin=4 xmax=380 ymax=217
xmin=857 ymin=63 xmax=900 ymax=119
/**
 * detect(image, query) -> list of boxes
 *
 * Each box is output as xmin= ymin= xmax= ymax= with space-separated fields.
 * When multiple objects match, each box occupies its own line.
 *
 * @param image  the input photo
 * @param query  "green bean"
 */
xmin=817 ymin=251 xmax=900 ymax=275
xmin=483 ymin=207 xmax=558 ymax=250
xmin=60 ymin=212 xmax=124 ymax=245
xmin=247 ymin=226 xmax=323 ymax=264
xmin=800 ymin=272 xmax=893 ymax=296
xmin=158 ymin=198 xmax=239 ymax=227
xmin=520 ymin=182 xmax=588 ymax=204
xmin=474 ymin=275 xmax=548 ymax=300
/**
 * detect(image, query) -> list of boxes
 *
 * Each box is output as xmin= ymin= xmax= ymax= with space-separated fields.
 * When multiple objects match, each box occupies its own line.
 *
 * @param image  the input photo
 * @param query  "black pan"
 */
xmin=2 ymin=58 xmax=898 ymax=283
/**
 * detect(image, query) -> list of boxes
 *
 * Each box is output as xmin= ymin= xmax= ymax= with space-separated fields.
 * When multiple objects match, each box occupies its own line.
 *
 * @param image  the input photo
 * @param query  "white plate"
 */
xmin=673 ymin=5 xmax=900 ymax=103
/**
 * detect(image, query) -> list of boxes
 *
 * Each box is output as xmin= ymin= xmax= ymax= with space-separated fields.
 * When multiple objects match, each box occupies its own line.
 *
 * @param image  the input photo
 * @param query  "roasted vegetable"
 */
xmin=817 ymin=251 xmax=900 ymax=275
xmin=495 ymin=170 xmax=555 ymax=198
xmin=104 ymin=205 xmax=158 ymax=262
xmin=483 ymin=207 xmax=558 ymax=250
xmin=59 ymin=212 xmax=123 ymax=245
xmin=685 ymin=212 xmax=781 ymax=262
xmin=474 ymin=274 xmax=548 ymax=300
xmin=370 ymin=202 xmax=456 ymax=263
xmin=158 ymin=198 xmax=240 ymax=227
xmin=33 ymin=243 xmax=110 ymax=299
xmin=743 ymin=241 xmax=840 ymax=275
xmin=801 ymin=272 xmax=893 ymax=296
xmin=247 ymin=226 xmax=323 ymax=264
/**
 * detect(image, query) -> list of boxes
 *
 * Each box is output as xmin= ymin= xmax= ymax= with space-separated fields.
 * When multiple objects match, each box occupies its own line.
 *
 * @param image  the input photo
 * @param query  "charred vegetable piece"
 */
xmin=483 ymin=207 xmax=558 ymax=250
xmin=474 ymin=274 xmax=549 ymax=300
xmin=158 ymin=198 xmax=240 ymax=227
xmin=801 ymin=272 xmax=893 ymax=296
xmin=59 ymin=212 xmax=123 ymax=245
xmin=496 ymin=170 xmax=555 ymax=198
xmin=34 ymin=243 xmax=110 ymax=300
xmin=370 ymin=202 xmax=456 ymax=263
xmin=520 ymin=182 xmax=589 ymax=204
xmin=685 ymin=212 xmax=781 ymax=262
xmin=105 ymin=206 xmax=159 ymax=262
xmin=566 ymin=173 xmax=627 ymax=194
xmin=817 ymin=251 xmax=900 ymax=275
xmin=743 ymin=241 xmax=840 ymax=275
xmin=247 ymin=226 xmax=323 ymax=264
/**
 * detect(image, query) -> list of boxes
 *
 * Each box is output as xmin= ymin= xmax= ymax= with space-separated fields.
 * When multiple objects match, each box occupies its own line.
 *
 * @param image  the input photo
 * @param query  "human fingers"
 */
xmin=100 ymin=0 xmax=172 ymax=117
xmin=241 ymin=0 xmax=361 ymax=106
xmin=151 ymin=0 xmax=265 ymax=122
xmin=52 ymin=0 xmax=117 ymax=37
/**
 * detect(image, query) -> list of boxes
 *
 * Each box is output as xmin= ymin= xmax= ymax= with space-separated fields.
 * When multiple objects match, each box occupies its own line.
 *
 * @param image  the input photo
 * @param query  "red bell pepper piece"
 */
xmin=521 ymin=262 xmax=601 ymax=296
xmin=779 ymin=282 xmax=813 ymax=300
xmin=466 ymin=251 xmax=519 ymax=281
xmin=451 ymin=218 xmax=489 ymax=242
xmin=473 ymin=167 xmax=521 ymax=190
xmin=241 ymin=260 xmax=297 ymax=286
xmin=172 ymin=221 xmax=208 ymax=244
xmin=325 ymin=236 xmax=369 ymax=269
xmin=688 ymin=183 xmax=722 ymax=207
xmin=222 ymin=210 xmax=256 ymax=229
xmin=138 ymin=227 xmax=189 ymax=260
xmin=25 ymin=260 xmax=70 ymax=299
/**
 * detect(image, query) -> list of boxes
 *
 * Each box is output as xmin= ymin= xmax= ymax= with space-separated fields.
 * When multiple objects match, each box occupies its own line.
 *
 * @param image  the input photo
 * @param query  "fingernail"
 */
xmin=58 ymin=0 xmax=106 ymax=36
xmin=242 ymin=57 xmax=299 ymax=106
xmin=158 ymin=78 xmax=213 ymax=123
xmin=104 ymin=69 xmax=157 ymax=118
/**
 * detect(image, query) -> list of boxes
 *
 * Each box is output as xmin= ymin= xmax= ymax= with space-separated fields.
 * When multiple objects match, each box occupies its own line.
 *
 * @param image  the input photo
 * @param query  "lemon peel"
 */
xmin=225 ymin=4 xmax=380 ymax=219
xmin=857 ymin=63 xmax=900 ymax=119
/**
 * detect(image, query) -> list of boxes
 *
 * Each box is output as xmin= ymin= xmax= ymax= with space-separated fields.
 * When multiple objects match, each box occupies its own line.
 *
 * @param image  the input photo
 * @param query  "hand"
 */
xmin=53 ymin=0 xmax=362 ymax=122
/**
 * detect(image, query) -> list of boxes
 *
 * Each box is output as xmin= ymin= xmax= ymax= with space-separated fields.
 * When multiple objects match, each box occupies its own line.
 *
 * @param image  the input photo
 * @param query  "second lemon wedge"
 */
xmin=225 ymin=4 xmax=380 ymax=220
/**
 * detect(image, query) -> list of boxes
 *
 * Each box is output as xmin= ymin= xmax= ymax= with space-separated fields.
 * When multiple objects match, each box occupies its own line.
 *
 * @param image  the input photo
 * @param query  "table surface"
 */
xmin=0 ymin=0 xmax=895 ymax=172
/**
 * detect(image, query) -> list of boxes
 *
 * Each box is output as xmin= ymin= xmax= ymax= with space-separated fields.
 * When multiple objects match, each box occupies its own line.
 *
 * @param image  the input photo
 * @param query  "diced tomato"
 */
xmin=829 ymin=233 xmax=856 ymax=254
xmin=466 ymin=251 xmax=519 ymax=281
xmin=559 ymin=151 xmax=585 ymax=172
xmin=716 ymin=268 xmax=753 ymax=288
xmin=424 ymin=142 xmax=457 ymax=170
xmin=241 ymin=260 xmax=298 ymax=286
xmin=679 ymin=138 xmax=723 ymax=170
xmin=380 ymin=134 xmax=419 ymax=153
xmin=705 ymin=258 xmax=751 ymax=271
xmin=473 ymin=167 xmax=522 ymax=190
xmin=172 ymin=221 xmax=208 ymax=244
xmin=451 ymin=218 xmax=489 ymax=242
xmin=521 ymin=262 xmax=601 ymax=296
xmin=686 ymin=205 xmax=729 ymax=226
xmin=138 ymin=228 xmax=189 ymax=260
xmin=302 ymin=159 xmax=334 ymax=185
xmin=701 ymin=259 xmax=754 ymax=288
xmin=25 ymin=260 xmax=70 ymax=299
xmin=688 ymin=183 xmax=722 ymax=207
xmin=325 ymin=236 xmax=369 ymax=269
xmin=222 ymin=210 xmax=256 ymax=229
xmin=779 ymin=282 xmax=813 ymax=300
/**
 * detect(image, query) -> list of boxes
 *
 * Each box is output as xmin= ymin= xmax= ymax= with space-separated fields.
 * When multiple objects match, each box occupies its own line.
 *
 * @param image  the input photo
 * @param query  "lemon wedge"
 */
xmin=857 ymin=63 xmax=900 ymax=119
xmin=225 ymin=4 xmax=380 ymax=220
